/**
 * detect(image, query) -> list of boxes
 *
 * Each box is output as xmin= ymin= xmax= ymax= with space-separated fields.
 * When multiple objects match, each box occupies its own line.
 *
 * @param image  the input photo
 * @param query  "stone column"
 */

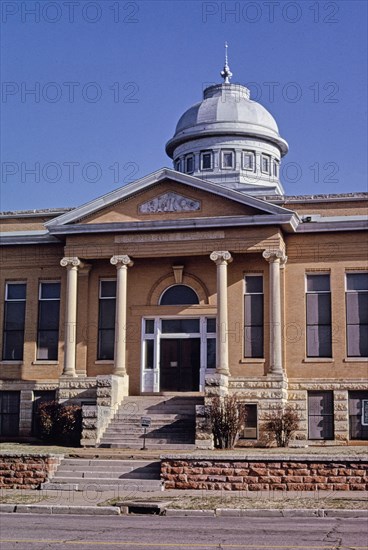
xmin=210 ymin=251 xmax=233 ymax=375
xmin=110 ymin=255 xmax=134 ymax=376
xmin=262 ymin=250 xmax=287 ymax=376
xmin=60 ymin=257 xmax=82 ymax=377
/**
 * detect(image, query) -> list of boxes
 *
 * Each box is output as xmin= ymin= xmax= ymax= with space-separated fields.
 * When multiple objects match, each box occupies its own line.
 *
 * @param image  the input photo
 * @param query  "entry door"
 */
xmin=160 ymin=338 xmax=200 ymax=392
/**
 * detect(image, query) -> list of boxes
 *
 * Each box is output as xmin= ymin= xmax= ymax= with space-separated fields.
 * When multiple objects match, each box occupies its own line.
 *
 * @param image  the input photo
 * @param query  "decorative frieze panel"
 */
xmin=139 ymin=192 xmax=201 ymax=214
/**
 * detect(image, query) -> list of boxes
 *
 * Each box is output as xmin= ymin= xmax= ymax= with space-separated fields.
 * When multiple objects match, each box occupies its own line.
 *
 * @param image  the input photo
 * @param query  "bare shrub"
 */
xmin=206 ymin=395 xmax=247 ymax=449
xmin=263 ymin=406 xmax=300 ymax=447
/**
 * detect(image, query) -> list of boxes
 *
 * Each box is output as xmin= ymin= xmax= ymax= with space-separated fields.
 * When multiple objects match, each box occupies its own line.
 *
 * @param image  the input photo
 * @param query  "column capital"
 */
xmin=60 ymin=256 xmax=82 ymax=269
xmin=262 ymin=249 xmax=287 ymax=266
xmin=210 ymin=250 xmax=233 ymax=265
xmin=110 ymin=255 xmax=134 ymax=268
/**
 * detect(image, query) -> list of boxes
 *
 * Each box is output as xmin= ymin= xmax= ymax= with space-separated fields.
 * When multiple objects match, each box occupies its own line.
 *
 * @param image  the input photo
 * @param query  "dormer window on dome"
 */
xmin=201 ymin=151 xmax=213 ymax=171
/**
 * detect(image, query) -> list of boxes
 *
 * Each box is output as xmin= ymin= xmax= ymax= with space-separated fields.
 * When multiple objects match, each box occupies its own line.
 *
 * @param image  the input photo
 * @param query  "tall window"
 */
xmin=98 ymin=280 xmax=116 ymax=360
xmin=201 ymin=151 xmax=212 ymax=170
xmin=244 ymin=275 xmax=264 ymax=358
xmin=308 ymin=391 xmax=334 ymax=440
xmin=306 ymin=274 xmax=332 ymax=357
xmin=241 ymin=404 xmax=258 ymax=439
xmin=2 ymin=282 xmax=26 ymax=361
xmin=346 ymin=273 xmax=368 ymax=357
xmin=221 ymin=150 xmax=234 ymax=169
xmin=243 ymin=151 xmax=255 ymax=171
xmin=185 ymin=155 xmax=194 ymax=173
xmin=37 ymin=282 xmax=61 ymax=360
xmin=261 ymin=154 xmax=270 ymax=174
xmin=0 ymin=391 xmax=20 ymax=436
xmin=206 ymin=317 xmax=216 ymax=369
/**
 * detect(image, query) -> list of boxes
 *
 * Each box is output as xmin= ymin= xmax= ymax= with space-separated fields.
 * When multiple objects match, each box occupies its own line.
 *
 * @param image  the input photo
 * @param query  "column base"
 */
xmin=61 ymin=372 xmax=78 ymax=378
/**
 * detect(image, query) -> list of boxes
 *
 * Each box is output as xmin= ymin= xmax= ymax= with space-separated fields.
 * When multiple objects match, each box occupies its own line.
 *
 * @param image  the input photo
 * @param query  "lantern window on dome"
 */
xmin=273 ymin=160 xmax=279 ymax=177
xmin=185 ymin=155 xmax=194 ymax=174
xmin=221 ymin=150 xmax=235 ymax=169
xmin=243 ymin=151 xmax=255 ymax=171
xmin=200 ymin=151 xmax=213 ymax=171
xmin=261 ymin=154 xmax=271 ymax=174
xmin=175 ymin=159 xmax=181 ymax=172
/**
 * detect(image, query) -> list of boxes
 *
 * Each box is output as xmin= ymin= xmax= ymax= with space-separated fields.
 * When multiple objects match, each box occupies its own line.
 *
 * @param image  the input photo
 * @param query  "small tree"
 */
xmin=37 ymin=401 xmax=82 ymax=445
xmin=264 ymin=406 xmax=299 ymax=447
xmin=207 ymin=395 xmax=247 ymax=449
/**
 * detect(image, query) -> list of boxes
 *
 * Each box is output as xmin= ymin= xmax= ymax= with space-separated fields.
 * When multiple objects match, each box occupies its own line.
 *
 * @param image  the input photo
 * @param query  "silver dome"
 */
xmin=166 ymin=83 xmax=288 ymax=157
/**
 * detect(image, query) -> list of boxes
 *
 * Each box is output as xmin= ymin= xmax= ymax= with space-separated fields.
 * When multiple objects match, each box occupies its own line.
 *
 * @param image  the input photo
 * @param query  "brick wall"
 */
xmin=161 ymin=455 xmax=368 ymax=491
xmin=0 ymin=454 xmax=63 ymax=489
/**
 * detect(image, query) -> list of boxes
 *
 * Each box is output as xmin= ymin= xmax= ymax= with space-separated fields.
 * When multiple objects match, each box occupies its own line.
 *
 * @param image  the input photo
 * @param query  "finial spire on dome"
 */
xmin=220 ymin=41 xmax=233 ymax=84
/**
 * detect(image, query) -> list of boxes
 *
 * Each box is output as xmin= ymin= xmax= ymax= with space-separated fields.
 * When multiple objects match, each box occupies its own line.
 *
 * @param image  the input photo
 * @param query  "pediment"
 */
xmin=45 ymin=168 xmax=296 ymax=228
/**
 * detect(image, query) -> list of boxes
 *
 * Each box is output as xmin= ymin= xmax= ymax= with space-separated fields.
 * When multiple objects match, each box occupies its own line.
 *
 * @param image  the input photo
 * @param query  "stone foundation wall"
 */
xmin=161 ymin=455 xmax=368 ymax=491
xmin=0 ymin=454 xmax=63 ymax=489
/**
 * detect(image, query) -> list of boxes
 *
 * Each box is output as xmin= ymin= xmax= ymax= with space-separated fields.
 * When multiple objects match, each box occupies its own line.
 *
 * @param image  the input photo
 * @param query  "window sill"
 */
xmin=95 ymin=360 xmax=114 ymax=364
xmin=343 ymin=357 xmax=368 ymax=362
xmin=0 ymin=361 xmax=23 ymax=365
xmin=303 ymin=358 xmax=334 ymax=363
xmin=32 ymin=361 xmax=59 ymax=365
xmin=239 ymin=358 xmax=265 ymax=364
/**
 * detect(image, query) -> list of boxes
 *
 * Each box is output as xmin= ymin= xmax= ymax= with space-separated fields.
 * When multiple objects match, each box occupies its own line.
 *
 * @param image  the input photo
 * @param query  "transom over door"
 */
xmin=159 ymin=338 xmax=200 ymax=392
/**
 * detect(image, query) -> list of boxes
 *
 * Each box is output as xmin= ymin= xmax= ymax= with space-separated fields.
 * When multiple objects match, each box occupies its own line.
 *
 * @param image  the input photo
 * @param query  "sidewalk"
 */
xmin=1 ymin=486 xmax=367 ymax=517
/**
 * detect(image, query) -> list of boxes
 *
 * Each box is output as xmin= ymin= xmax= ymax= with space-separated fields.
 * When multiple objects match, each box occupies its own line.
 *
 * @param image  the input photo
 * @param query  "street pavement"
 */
xmin=0 ymin=513 xmax=367 ymax=549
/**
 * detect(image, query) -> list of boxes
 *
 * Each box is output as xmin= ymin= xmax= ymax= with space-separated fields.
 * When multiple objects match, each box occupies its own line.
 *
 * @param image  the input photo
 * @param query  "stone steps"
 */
xmin=98 ymin=395 xmax=203 ymax=449
xmin=42 ymin=458 xmax=163 ymax=492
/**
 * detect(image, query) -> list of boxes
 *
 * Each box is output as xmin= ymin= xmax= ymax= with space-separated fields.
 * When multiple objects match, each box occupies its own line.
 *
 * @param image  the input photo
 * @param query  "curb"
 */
xmin=0 ymin=504 xmax=120 ymax=515
xmin=165 ymin=508 xmax=368 ymax=518
xmin=1 ymin=504 xmax=366 ymax=518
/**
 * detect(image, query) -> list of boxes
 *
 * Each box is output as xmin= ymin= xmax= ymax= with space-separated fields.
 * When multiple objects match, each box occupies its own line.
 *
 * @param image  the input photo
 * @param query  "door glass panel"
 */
xmin=206 ymin=338 xmax=216 ymax=368
xmin=206 ymin=318 xmax=216 ymax=333
xmin=161 ymin=319 xmax=200 ymax=334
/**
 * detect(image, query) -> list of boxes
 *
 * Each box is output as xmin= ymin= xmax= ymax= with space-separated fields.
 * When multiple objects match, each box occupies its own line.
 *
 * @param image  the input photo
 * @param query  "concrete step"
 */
xmin=56 ymin=464 xmax=160 ymax=473
xmin=103 ymin=434 xmax=194 ymax=445
xmin=59 ymin=458 xmax=160 ymax=468
xmin=42 ymin=480 xmax=163 ymax=492
xmin=54 ymin=471 xmax=158 ymax=480
xmin=105 ymin=443 xmax=196 ymax=450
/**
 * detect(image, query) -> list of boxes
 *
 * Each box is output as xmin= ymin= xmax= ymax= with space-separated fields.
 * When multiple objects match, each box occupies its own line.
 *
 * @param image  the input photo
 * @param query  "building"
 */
xmin=0 ymin=55 xmax=367 ymax=447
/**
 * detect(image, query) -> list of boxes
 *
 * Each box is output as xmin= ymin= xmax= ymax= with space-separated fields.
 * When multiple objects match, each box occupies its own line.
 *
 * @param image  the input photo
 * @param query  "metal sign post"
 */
xmin=141 ymin=416 xmax=151 ymax=450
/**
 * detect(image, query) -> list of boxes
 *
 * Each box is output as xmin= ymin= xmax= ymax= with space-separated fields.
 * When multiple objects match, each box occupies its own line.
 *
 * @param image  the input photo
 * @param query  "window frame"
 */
xmin=242 ymin=151 xmax=255 ymax=172
xmin=97 ymin=278 xmax=117 ymax=361
xmin=345 ymin=272 xmax=368 ymax=358
xmin=261 ymin=154 xmax=271 ymax=174
xmin=2 ymin=281 xmax=27 ymax=361
xmin=200 ymin=151 xmax=213 ymax=171
xmin=308 ymin=390 xmax=334 ymax=440
xmin=305 ymin=273 xmax=332 ymax=358
xmin=273 ymin=159 xmax=279 ymax=177
xmin=174 ymin=159 xmax=181 ymax=172
xmin=221 ymin=149 xmax=235 ymax=170
xmin=240 ymin=403 xmax=258 ymax=440
xmin=244 ymin=274 xmax=264 ymax=359
xmin=185 ymin=154 xmax=194 ymax=174
xmin=36 ymin=280 xmax=61 ymax=361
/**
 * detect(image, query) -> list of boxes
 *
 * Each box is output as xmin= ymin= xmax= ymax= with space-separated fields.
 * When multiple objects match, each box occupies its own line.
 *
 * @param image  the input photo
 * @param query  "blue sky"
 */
xmin=1 ymin=0 xmax=367 ymax=211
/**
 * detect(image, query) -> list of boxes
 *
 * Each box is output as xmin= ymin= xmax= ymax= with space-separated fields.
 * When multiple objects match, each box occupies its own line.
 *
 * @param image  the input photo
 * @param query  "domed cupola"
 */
xmin=165 ymin=44 xmax=289 ymax=195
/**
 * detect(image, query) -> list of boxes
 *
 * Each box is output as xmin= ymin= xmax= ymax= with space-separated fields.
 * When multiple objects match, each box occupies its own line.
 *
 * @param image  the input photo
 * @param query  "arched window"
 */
xmin=159 ymin=285 xmax=199 ymax=306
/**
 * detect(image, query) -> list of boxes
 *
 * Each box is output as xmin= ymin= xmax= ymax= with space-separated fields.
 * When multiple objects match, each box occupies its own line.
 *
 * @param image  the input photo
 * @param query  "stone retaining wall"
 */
xmin=161 ymin=455 xmax=368 ymax=491
xmin=0 ymin=454 xmax=63 ymax=489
